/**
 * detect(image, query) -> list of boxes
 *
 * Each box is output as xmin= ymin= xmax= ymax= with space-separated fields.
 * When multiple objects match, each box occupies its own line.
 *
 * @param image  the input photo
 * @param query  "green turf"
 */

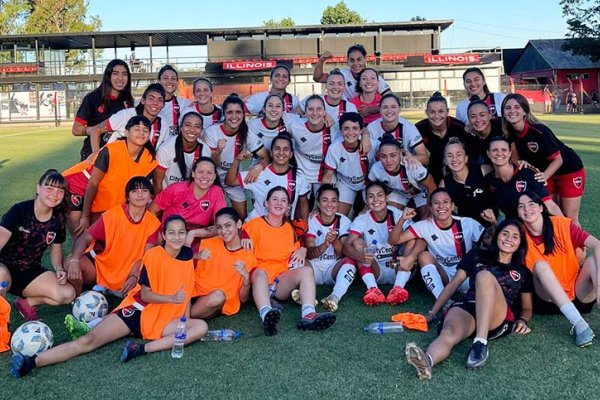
xmin=1 ymin=115 xmax=600 ymax=399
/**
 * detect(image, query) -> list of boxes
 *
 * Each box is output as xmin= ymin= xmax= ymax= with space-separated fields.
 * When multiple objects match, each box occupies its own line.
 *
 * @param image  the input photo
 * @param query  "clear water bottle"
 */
xmin=200 ymin=329 xmax=241 ymax=342
xmin=363 ymin=239 xmax=378 ymax=266
xmin=171 ymin=317 xmax=187 ymax=358
xmin=364 ymin=322 xmax=404 ymax=334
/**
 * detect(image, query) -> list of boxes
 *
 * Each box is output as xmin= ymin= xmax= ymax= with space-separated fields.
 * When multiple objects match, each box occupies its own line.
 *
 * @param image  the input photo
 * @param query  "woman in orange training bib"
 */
xmin=191 ymin=207 xmax=255 ymax=318
xmin=517 ymin=190 xmax=600 ymax=347
xmin=244 ymin=186 xmax=336 ymax=336
xmin=10 ymin=215 xmax=207 ymax=378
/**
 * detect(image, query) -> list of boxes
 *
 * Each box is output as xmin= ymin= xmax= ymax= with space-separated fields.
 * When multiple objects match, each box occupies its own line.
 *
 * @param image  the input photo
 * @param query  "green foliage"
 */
xmin=0 ymin=0 xmax=29 ymax=35
xmin=320 ymin=1 xmax=365 ymax=25
xmin=263 ymin=17 xmax=296 ymax=28
xmin=561 ymin=0 xmax=600 ymax=62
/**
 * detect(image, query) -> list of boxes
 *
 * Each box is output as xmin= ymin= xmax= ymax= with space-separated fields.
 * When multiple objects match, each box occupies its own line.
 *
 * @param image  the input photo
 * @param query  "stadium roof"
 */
xmin=528 ymin=39 xmax=600 ymax=69
xmin=0 ymin=20 xmax=453 ymax=50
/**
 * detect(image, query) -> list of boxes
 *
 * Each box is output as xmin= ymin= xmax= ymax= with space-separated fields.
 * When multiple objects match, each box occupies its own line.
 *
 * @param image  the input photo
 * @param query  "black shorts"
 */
xmin=114 ymin=306 xmax=142 ymax=337
xmin=441 ymin=300 xmax=515 ymax=340
xmin=532 ymin=293 xmax=595 ymax=315
xmin=68 ymin=192 xmax=84 ymax=212
xmin=4 ymin=264 xmax=47 ymax=297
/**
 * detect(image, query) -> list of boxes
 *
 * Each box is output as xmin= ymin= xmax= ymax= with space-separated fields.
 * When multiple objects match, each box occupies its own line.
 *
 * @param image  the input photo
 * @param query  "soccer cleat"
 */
xmin=362 ymin=287 xmax=386 ymax=306
xmin=270 ymin=299 xmax=284 ymax=311
xmin=297 ymin=312 xmax=336 ymax=331
xmin=320 ymin=294 xmax=339 ymax=313
xmin=120 ymin=340 xmax=146 ymax=363
xmin=572 ymin=326 xmax=595 ymax=348
xmin=14 ymin=297 xmax=39 ymax=322
xmin=405 ymin=342 xmax=432 ymax=380
xmin=466 ymin=341 xmax=489 ymax=369
xmin=64 ymin=314 xmax=90 ymax=340
xmin=10 ymin=353 xmax=36 ymax=379
xmin=262 ymin=308 xmax=281 ymax=336
xmin=290 ymin=289 xmax=317 ymax=306
xmin=386 ymin=286 xmax=409 ymax=305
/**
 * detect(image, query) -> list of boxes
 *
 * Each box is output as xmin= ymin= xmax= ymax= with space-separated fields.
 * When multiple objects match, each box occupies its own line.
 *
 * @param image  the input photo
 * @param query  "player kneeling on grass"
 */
xmin=11 ymin=215 xmax=208 ymax=378
xmin=405 ymin=219 xmax=533 ymax=379
xmin=343 ymin=181 xmax=414 ymax=306
xmin=244 ymin=186 xmax=336 ymax=336
xmin=304 ymin=184 xmax=356 ymax=312
xmin=190 ymin=208 xmax=255 ymax=318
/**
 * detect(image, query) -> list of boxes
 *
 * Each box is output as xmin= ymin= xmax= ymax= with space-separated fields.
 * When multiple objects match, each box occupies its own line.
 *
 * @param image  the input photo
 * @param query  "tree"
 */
xmin=321 ymin=1 xmax=365 ymax=25
xmin=263 ymin=17 xmax=296 ymax=28
xmin=560 ymin=0 xmax=600 ymax=62
xmin=0 ymin=0 xmax=29 ymax=35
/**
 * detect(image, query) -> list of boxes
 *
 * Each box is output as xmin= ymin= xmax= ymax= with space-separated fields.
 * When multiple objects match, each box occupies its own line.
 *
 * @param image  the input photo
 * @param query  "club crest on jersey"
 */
xmin=527 ymin=142 xmax=539 ymax=153
xmin=453 ymin=232 xmax=463 ymax=242
xmin=46 ymin=231 xmax=56 ymax=245
xmin=97 ymin=105 xmax=105 ymax=113
xmin=509 ymin=270 xmax=521 ymax=281
xmin=573 ymin=177 xmax=583 ymax=189
xmin=515 ymin=180 xmax=527 ymax=192
xmin=287 ymin=180 xmax=296 ymax=192
xmin=200 ymin=200 xmax=210 ymax=211
xmin=70 ymin=194 xmax=82 ymax=207
xmin=489 ymin=104 xmax=497 ymax=115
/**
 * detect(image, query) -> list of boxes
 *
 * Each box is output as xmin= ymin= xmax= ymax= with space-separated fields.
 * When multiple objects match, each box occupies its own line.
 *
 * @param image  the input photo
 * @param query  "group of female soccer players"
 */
xmin=2 ymin=44 xmax=599 ymax=380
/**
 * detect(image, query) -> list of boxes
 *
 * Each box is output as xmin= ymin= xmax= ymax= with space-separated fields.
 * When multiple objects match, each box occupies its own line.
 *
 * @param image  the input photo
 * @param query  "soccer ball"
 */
xmin=72 ymin=291 xmax=109 ymax=322
xmin=10 ymin=321 xmax=54 ymax=356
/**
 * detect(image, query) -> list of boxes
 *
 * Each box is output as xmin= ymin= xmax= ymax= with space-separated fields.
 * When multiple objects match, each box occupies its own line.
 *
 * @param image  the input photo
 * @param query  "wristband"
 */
xmin=69 ymin=259 xmax=80 ymax=264
xmin=517 ymin=317 xmax=529 ymax=325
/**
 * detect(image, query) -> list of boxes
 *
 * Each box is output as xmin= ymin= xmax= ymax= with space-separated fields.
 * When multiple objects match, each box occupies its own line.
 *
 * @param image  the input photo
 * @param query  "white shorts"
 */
xmin=376 ymin=261 xmax=396 ymax=284
xmin=388 ymin=190 xmax=427 ymax=208
xmin=311 ymin=260 xmax=337 ymax=285
xmin=336 ymin=181 xmax=365 ymax=205
xmin=223 ymin=185 xmax=246 ymax=203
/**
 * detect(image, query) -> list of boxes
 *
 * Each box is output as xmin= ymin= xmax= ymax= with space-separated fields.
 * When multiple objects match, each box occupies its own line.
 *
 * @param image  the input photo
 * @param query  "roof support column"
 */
xmin=35 ymin=39 xmax=39 ymax=75
xmin=149 ymin=34 xmax=153 ymax=72
xmin=92 ymin=36 xmax=97 ymax=75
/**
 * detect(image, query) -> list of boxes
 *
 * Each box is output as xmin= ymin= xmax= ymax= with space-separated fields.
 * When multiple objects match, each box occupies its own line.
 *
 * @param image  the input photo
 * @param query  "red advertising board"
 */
xmin=223 ymin=60 xmax=277 ymax=71
xmin=423 ymin=54 xmax=481 ymax=64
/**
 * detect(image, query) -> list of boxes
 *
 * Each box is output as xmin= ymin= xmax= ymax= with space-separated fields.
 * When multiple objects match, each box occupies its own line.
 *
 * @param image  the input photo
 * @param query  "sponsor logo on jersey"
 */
xmin=200 ymin=200 xmax=210 ymax=211
xmin=527 ymin=142 xmax=539 ymax=153
xmin=18 ymin=226 xmax=31 ymax=234
xmin=515 ymin=180 xmax=527 ymax=192
xmin=509 ymin=270 xmax=521 ymax=281
xmin=472 ymin=188 xmax=484 ymax=197
xmin=573 ymin=176 xmax=583 ymax=189
xmin=46 ymin=231 xmax=56 ymax=245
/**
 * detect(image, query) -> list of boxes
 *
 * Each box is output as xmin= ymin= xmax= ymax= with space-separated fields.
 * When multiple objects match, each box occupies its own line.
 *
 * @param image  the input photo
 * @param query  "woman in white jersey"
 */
xmin=455 ymin=67 xmax=506 ymax=124
xmin=247 ymin=93 xmax=289 ymax=157
xmin=181 ymin=77 xmax=222 ymax=133
xmin=245 ymin=65 xmax=300 ymax=115
xmin=156 ymin=65 xmax=191 ymax=138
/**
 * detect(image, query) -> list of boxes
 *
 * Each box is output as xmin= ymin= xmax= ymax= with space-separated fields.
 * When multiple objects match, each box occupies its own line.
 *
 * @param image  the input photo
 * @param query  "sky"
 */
xmin=86 ymin=0 xmax=568 ymax=58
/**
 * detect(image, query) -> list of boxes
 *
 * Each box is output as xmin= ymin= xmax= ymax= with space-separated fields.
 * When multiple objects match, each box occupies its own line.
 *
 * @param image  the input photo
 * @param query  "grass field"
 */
xmin=1 ymin=114 xmax=600 ymax=399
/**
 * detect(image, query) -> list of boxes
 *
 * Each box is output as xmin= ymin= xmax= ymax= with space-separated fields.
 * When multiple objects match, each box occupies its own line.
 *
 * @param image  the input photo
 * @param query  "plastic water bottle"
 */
xmin=0 ymin=281 xmax=7 ymax=295
xmin=363 ymin=240 xmax=378 ymax=266
xmin=200 ymin=329 xmax=241 ymax=342
xmin=364 ymin=322 xmax=404 ymax=334
xmin=171 ymin=317 xmax=187 ymax=358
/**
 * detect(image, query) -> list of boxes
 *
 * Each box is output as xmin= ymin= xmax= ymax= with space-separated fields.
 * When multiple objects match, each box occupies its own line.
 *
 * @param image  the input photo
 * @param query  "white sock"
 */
xmin=87 ymin=317 xmax=102 ymax=329
xmin=559 ymin=303 xmax=588 ymax=334
xmin=473 ymin=337 xmax=488 ymax=346
xmin=302 ymin=304 xmax=316 ymax=318
xmin=259 ymin=305 xmax=272 ymax=321
xmin=421 ymin=264 xmax=444 ymax=298
xmin=394 ymin=270 xmax=411 ymax=288
xmin=331 ymin=263 xmax=356 ymax=299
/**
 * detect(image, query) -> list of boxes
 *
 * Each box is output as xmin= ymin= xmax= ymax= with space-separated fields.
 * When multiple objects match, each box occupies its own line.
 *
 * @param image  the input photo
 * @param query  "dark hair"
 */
xmin=355 ymin=68 xmax=378 ymax=94
xmin=466 ymin=97 xmax=490 ymax=115
xmin=221 ymin=94 xmax=248 ymax=150
xmin=339 ymin=111 xmax=364 ymax=130
xmin=135 ymin=83 xmax=166 ymax=115
xmin=347 ymin=44 xmax=367 ymax=58
xmin=518 ymin=190 xmax=558 ymax=255
xmin=426 ymin=91 xmax=448 ymax=108
xmin=125 ymin=176 xmax=153 ymax=202
xmin=163 ymin=214 xmax=186 ymax=233
xmin=327 ymin=68 xmax=345 ymax=81
xmin=124 ymin=115 xmax=156 ymax=159
xmin=192 ymin=77 xmax=213 ymax=92
xmin=271 ymin=133 xmax=297 ymax=168
xmin=501 ymin=93 xmax=541 ymax=137
xmin=262 ymin=93 xmax=285 ymax=117
xmin=378 ymin=135 xmax=402 ymax=152
xmin=366 ymin=180 xmax=391 ymax=196
xmin=38 ymin=169 xmax=68 ymax=222
xmin=174 ymin=111 xmax=203 ymax=179
xmin=488 ymin=219 xmax=528 ymax=265
xmin=463 ymin=67 xmax=490 ymax=95
xmin=265 ymin=186 xmax=296 ymax=239
xmin=487 ymin=135 xmax=511 ymax=151
xmin=189 ymin=156 xmax=221 ymax=187
xmin=270 ymin=65 xmax=291 ymax=80
xmin=379 ymin=93 xmax=401 ymax=108
xmin=157 ymin=64 xmax=178 ymax=80
xmin=316 ymin=183 xmax=339 ymax=202
xmin=428 ymin=188 xmax=452 ymax=206
xmin=305 ymin=94 xmax=326 ymax=110
xmin=216 ymin=207 xmax=242 ymax=223
xmin=99 ymin=59 xmax=133 ymax=110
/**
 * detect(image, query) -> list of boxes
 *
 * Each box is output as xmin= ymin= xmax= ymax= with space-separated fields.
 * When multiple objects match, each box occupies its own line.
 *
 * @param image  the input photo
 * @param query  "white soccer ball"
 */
xmin=72 ymin=291 xmax=109 ymax=322
xmin=10 ymin=321 xmax=54 ymax=356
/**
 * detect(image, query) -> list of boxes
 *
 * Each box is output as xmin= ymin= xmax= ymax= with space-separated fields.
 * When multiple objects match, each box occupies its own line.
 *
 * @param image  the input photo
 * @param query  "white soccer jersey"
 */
xmin=349 ymin=207 xmax=404 ymax=267
xmin=455 ymin=92 xmax=506 ymax=124
xmin=324 ymin=141 xmax=374 ymax=191
xmin=106 ymin=108 xmax=170 ymax=150
xmin=407 ymin=216 xmax=484 ymax=270
xmin=368 ymin=116 xmax=423 ymax=155
xmin=306 ymin=213 xmax=352 ymax=268
xmin=159 ymin=95 xmax=192 ymax=138
xmin=368 ymin=161 xmax=428 ymax=197
xmin=179 ymin=103 xmax=223 ymax=134
xmin=283 ymin=113 xmax=340 ymax=183
xmin=300 ymin=95 xmax=358 ymax=124
xmin=203 ymin=123 xmax=264 ymax=181
xmin=339 ymin=68 xmax=390 ymax=100
xmin=156 ymin=135 xmax=211 ymax=189
xmin=238 ymin=165 xmax=310 ymax=220
xmin=245 ymin=91 xmax=300 ymax=115
xmin=248 ymin=117 xmax=289 ymax=157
